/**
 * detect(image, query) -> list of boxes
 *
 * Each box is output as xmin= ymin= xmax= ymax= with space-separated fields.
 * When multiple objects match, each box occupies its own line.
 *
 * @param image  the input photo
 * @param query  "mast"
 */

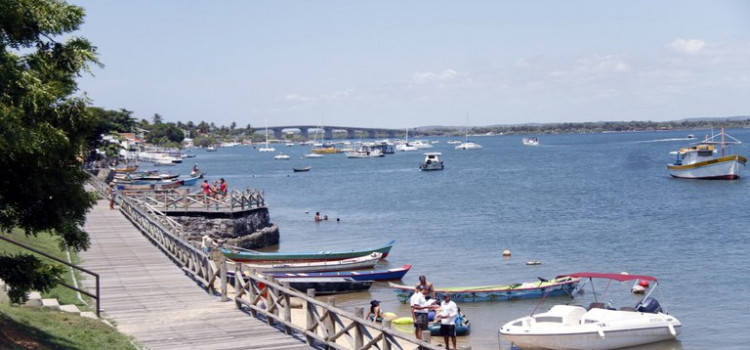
xmin=721 ymin=127 xmax=725 ymax=157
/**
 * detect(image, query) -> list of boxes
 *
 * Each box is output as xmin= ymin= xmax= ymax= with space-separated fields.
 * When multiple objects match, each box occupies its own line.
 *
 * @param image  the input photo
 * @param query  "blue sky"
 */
xmin=71 ymin=1 xmax=750 ymax=128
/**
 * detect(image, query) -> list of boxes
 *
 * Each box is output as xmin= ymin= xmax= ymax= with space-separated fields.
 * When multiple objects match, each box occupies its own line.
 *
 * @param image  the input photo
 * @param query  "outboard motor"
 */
xmin=635 ymin=296 xmax=663 ymax=314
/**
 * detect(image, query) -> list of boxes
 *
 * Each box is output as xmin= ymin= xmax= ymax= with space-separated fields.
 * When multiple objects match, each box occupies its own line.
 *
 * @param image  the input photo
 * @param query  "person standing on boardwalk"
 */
xmin=416 ymin=275 xmax=435 ymax=300
xmin=108 ymin=184 xmax=116 ymax=210
xmin=219 ymin=178 xmax=227 ymax=199
xmin=410 ymin=285 xmax=432 ymax=340
xmin=211 ymin=180 xmax=219 ymax=199
xmin=435 ymin=294 xmax=458 ymax=350
xmin=201 ymin=234 xmax=214 ymax=254
xmin=201 ymin=180 xmax=211 ymax=203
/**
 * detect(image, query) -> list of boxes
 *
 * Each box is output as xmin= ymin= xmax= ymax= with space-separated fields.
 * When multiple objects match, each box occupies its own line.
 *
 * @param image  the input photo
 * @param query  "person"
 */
xmin=108 ymin=183 xmax=116 ymax=210
xmin=323 ymin=215 xmax=328 ymax=221
xmin=314 ymin=212 xmax=321 ymax=222
xmin=219 ymin=178 xmax=228 ymax=199
xmin=201 ymin=234 xmax=214 ymax=254
xmin=416 ymin=275 xmax=435 ymax=300
xmin=365 ymin=299 xmax=384 ymax=322
xmin=201 ymin=180 xmax=211 ymax=203
xmin=410 ymin=285 xmax=435 ymax=340
xmin=435 ymin=294 xmax=458 ymax=350
xmin=191 ymin=163 xmax=200 ymax=176
xmin=211 ymin=180 xmax=219 ymax=199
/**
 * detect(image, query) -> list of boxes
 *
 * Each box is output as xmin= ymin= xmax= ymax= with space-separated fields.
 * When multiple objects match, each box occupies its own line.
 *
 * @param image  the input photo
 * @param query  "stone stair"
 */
xmin=1 ymin=283 xmax=99 ymax=320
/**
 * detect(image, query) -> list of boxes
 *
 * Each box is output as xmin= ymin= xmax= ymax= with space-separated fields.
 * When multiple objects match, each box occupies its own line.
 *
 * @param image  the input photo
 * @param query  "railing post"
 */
xmin=306 ymin=289 xmax=316 ymax=345
xmin=354 ymin=307 xmax=364 ymax=349
xmin=382 ymin=319 xmax=392 ymax=350
xmin=220 ymin=256 xmax=227 ymax=302
xmin=324 ymin=296 xmax=336 ymax=343
xmin=267 ymin=276 xmax=277 ymax=326
xmin=282 ymin=281 xmax=292 ymax=334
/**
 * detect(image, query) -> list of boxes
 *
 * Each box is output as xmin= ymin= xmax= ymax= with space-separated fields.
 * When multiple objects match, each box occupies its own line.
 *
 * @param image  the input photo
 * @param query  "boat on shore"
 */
xmin=419 ymin=152 xmax=444 ymax=171
xmin=667 ymin=128 xmax=746 ymax=180
xmin=239 ymin=252 xmax=382 ymax=273
xmin=220 ymin=240 xmax=395 ymax=263
xmin=269 ymin=264 xmax=411 ymax=281
xmin=389 ymin=276 xmax=580 ymax=303
xmin=499 ymin=272 xmax=682 ymax=350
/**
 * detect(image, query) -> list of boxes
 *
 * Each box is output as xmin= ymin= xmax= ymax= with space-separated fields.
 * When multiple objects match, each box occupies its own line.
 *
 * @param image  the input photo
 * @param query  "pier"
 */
xmin=84 ymin=178 xmax=441 ymax=350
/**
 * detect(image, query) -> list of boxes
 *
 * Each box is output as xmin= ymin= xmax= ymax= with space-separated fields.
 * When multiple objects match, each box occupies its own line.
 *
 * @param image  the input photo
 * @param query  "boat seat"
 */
xmin=588 ymin=302 xmax=605 ymax=310
xmin=619 ymin=306 xmax=636 ymax=311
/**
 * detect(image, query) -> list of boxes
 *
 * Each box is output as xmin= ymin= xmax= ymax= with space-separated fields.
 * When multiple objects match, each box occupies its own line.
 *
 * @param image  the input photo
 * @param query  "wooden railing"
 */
xmin=124 ymin=189 xmax=265 ymax=213
xmin=86 ymin=175 xmax=439 ymax=350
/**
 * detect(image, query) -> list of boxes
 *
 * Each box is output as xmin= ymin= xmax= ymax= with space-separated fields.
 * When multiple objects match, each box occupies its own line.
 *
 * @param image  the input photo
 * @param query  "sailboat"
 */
xmin=455 ymin=115 xmax=483 ymax=150
xmin=304 ymin=125 xmax=324 ymax=158
xmin=395 ymin=128 xmax=418 ymax=152
xmin=258 ymin=120 xmax=275 ymax=152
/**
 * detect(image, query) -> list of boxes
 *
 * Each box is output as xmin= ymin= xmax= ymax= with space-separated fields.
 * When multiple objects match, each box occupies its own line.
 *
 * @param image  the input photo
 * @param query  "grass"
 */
xmin=0 ymin=303 xmax=138 ymax=350
xmin=0 ymin=228 xmax=91 ymax=308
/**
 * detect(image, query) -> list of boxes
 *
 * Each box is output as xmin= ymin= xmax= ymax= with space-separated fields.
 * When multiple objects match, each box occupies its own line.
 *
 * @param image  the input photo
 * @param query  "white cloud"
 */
xmin=667 ymin=39 xmax=706 ymax=54
xmin=331 ymin=89 xmax=354 ymax=99
xmin=284 ymin=94 xmax=315 ymax=103
xmin=412 ymin=69 xmax=459 ymax=84
xmin=549 ymin=55 xmax=630 ymax=77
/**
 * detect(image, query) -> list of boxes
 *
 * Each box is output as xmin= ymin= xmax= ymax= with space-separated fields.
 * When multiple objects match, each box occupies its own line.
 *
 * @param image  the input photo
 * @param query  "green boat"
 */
xmin=389 ymin=276 xmax=580 ymax=303
xmin=219 ymin=240 xmax=395 ymax=263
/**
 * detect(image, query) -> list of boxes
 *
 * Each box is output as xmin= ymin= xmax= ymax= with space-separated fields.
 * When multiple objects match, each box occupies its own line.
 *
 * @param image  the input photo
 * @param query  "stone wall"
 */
xmin=171 ymin=207 xmax=279 ymax=249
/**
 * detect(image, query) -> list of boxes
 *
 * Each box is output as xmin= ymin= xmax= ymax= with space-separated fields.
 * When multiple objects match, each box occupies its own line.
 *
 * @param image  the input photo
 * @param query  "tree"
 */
xmin=0 ymin=0 xmax=99 ymax=303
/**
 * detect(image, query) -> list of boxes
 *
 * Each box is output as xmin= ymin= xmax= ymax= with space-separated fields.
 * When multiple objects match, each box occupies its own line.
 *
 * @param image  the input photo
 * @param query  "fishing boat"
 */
xmin=667 ymin=128 xmax=746 ymax=180
xmin=241 ymin=252 xmax=382 ymax=273
xmin=220 ymin=239 xmax=396 ymax=263
xmin=346 ymin=144 xmax=384 ymax=158
xmin=499 ymin=272 xmax=682 ymax=350
xmin=278 ymin=277 xmax=373 ymax=295
xmin=522 ymin=137 xmax=539 ymax=146
xmin=419 ymin=152 xmax=444 ymax=171
xmin=293 ymin=166 xmax=312 ymax=172
xmin=389 ymin=276 xmax=580 ymax=303
xmin=269 ymin=264 xmax=411 ymax=281
xmin=179 ymin=174 xmax=203 ymax=186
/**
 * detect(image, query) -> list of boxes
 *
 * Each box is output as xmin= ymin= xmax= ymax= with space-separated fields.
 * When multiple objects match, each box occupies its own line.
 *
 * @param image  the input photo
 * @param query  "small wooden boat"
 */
xmin=220 ymin=240 xmax=395 ymax=263
xmin=269 ymin=264 xmax=411 ymax=281
xmin=116 ymin=179 xmax=183 ymax=191
xmin=293 ymin=166 xmax=312 ymax=172
xmin=241 ymin=252 xmax=382 ymax=273
xmin=112 ymin=165 xmax=139 ymax=173
xmin=389 ymin=276 xmax=580 ymax=303
xmin=279 ymin=277 xmax=373 ymax=295
xmin=179 ymin=174 xmax=203 ymax=186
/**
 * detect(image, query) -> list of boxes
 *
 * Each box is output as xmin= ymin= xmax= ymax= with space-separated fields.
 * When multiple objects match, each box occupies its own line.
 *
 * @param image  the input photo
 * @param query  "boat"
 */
xmin=278 ymin=277 xmax=373 ymax=295
xmin=116 ymin=179 xmax=184 ymax=191
xmin=447 ymin=140 xmax=462 ymax=145
xmin=206 ymin=145 xmax=217 ymax=152
xmin=686 ymin=134 xmax=695 ymax=139
xmin=304 ymin=153 xmax=324 ymax=158
xmin=346 ymin=144 xmax=384 ymax=158
xmin=274 ymin=153 xmax=290 ymax=160
xmin=112 ymin=165 xmax=139 ymax=173
xmin=522 ymin=137 xmax=539 ymax=146
xmin=241 ymin=252 xmax=382 ymax=273
xmin=411 ymin=140 xmax=434 ymax=149
xmin=179 ymin=174 xmax=203 ymax=186
xmin=428 ymin=312 xmax=471 ymax=336
xmin=310 ymin=144 xmax=341 ymax=154
xmin=258 ymin=120 xmax=275 ymax=152
xmin=667 ymin=128 xmax=746 ymax=180
xmin=455 ymin=115 xmax=483 ymax=150
xmin=499 ymin=272 xmax=682 ymax=350
xmin=419 ymin=152 xmax=444 ymax=171
xmin=395 ymin=129 xmax=418 ymax=152
xmin=293 ymin=166 xmax=312 ymax=172
xmin=269 ymin=264 xmax=411 ymax=281
xmin=219 ymin=239 xmax=396 ymax=263
xmin=389 ymin=276 xmax=580 ymax=303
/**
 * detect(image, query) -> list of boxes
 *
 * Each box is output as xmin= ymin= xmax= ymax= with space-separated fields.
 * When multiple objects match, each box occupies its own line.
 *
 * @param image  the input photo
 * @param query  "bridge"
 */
xmin=259 ymin=125 xmax=405 ymax=140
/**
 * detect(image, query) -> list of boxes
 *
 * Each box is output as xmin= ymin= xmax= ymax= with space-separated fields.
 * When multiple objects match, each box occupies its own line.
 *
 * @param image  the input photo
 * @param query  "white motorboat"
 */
xmin=523 ymin=137 xmax=539 ymax=146
xmin=411 ymin=139 xmax=434 ymax=149
xmin=419 ymin=152 xmax=444 ymax=171
xmin=499 ymin=272 xmax=682 ymax=350
xmin=274 ymin=153 xmax=290 ymax=160
xmin=447 ymin=140 xmax=462 ymax=144
xmin=667 ymin=128 xmax=746 ymax=180
xmin=304 ymin=153 xmax=324 ymax=158
xmin=346 ymin=144 xmax=384 ymax=158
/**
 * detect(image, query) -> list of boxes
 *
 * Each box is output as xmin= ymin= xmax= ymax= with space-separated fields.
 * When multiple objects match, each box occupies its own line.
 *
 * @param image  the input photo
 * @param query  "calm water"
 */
xmin=170 ymin=129 xmax=749 ymax=349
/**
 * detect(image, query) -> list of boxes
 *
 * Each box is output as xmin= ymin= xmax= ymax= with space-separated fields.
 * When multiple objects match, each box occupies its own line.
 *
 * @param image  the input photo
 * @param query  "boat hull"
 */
xmin=242 ymin=253 xmax=381 ymax=273
xmin=501 ymin=326 xmax=681 ymax=350
xmin=282 ymin=277 xmax=373 ymax=295
xmin=667 ymin=155 xmax=746 ymax=180
xmin=220 ymin=240 xmax=395 ymax=263
xmin=270 ymin=264 xmax=411 ymax=281
xmin=390 ymin=277 xmax=579 ymax=303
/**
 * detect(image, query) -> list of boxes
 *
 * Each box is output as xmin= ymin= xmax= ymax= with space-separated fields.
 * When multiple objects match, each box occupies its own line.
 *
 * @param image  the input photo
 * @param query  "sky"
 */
xmin=70 ymin=0 xmax=750 ymax=129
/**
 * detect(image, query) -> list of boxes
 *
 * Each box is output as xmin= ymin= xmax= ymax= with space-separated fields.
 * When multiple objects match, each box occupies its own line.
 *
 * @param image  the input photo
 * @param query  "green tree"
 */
xmin=0 ymin=0 xmax=99 ymax=303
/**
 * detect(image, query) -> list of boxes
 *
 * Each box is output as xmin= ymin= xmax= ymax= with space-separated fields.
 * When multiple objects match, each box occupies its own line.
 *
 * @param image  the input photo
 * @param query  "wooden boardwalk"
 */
xmin=80 ymin=198 xmax=315 ymax=350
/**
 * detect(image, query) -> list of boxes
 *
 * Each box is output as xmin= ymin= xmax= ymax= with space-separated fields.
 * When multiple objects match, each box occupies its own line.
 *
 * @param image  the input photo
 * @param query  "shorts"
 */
xmin=440 ymin=324 xmax=456 ymax=337
xmin=414 ymin=312 xmax=428 ymax=330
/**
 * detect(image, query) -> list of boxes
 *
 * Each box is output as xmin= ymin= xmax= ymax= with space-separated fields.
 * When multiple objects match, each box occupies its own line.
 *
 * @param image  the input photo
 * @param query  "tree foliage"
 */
xmin=0 ymin=0 xmax=99 ymax=303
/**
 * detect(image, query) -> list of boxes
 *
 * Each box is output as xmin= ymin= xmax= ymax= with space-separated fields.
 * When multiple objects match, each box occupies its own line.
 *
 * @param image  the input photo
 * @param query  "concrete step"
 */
xmin=25 ymin=291 xmax=43 ymax=306
xmin=80 ymin=311 xmax=99 ymax=319
xmin=59 ymin=304 xmax=81 ymax=314
xmin=41 ymin=298 xmax=60 ymax=309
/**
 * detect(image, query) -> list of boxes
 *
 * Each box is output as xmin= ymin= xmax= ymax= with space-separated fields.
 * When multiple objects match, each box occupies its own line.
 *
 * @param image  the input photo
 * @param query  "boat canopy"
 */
xmin=557 ymin=272 xmax=657 ymax=282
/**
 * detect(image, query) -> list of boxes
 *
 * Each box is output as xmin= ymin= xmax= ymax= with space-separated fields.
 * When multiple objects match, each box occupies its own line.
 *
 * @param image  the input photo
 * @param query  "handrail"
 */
xmin=0 ymin=235 xmax=100 ymax=317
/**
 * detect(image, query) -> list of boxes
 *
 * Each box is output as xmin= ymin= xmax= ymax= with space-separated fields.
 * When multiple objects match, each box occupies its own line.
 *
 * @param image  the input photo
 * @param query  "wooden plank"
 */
xmin=80 ymin=198 xmax=313 ymax=350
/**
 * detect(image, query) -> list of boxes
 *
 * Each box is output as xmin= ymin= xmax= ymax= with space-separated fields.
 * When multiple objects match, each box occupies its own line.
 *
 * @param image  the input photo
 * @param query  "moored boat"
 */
xmin=220 ymin=240 xmax=395 ymax=263
xmin=278 ymin=277 xmax=373 ymax=295
xmin=419 ymin=152 xmax=444 ymax=171
xmin=269 ymin=264 xmax=411 ymax=281
xmin=499 ymin=272 xmax=682 ymax=350
xmin=293 ymin=166 xmax=312 ymax=172
xmin=522 ymin=137 xmax=539 ymax=146
xmin=241 ymin=252 xmax=382 ymax=272
xmin=389 ymin=276 xmax=579 ymax=303
xmin=667 ymin=128 xmax=746 ymax=180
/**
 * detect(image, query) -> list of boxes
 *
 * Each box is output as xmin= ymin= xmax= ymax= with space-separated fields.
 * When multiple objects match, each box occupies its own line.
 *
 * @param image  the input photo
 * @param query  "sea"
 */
xmin=165 ymin=128 xmax=750 ymax=350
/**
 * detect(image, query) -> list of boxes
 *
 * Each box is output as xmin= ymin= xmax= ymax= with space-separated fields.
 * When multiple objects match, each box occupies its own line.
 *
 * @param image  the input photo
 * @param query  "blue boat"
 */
xmin=428 ymin=312 xmax=471 ymax=336
xmin=269 ymin=264 xmax=411 ymax=281
xmin=389 ymin=276 xmax=580 ymax=303
xmin=180 ymin=174 xmax=203 ymax=186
